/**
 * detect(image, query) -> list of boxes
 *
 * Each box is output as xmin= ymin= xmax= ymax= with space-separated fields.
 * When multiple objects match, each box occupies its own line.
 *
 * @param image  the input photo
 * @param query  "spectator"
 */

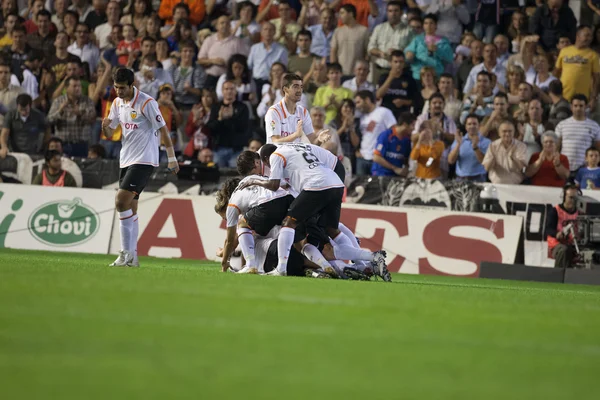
xmin=216 ymin=54 xmax=257 ymax=111
xmin=367 ymin=0 xmax=415 ymax=85
xmin=545 ymin=182 xmax=579 ymax=268
xmin=0 ymin=61 xmax=24 ymax=126
xmin=197 ymin=147 xmax=215 ymax=165
xmin=0 ymin=93 xmax=48 ymax=157
xmin=171 ymin=40 xmax=206 ymax=112
xmin=472 ymin=0 xmax=501 ymax=44
xmin=556 ymin=94 xmax=600 ymax=174
xmin=575 ymin=147 xmax=600 ymax=189
xmin=306 ymin=7 xmax=336 ymax=60
xmin=302 ymin=56 xmax=328 ymax=95
xmin=311 ymin=105 xmax=342 ymax=156
xmin=408 ymin=15 xmax=423 ymax=36
xmin=493 ymin=34 xmax=510 ymax=68
xmin=88 ymin=143 xmax=106 ymax=159
xmin=463 ymin=43 xmax=505 ymax=95
xmin=404 ymin=14 xmax=453 ymax=82
xmin=507 ymin=9 xmax=527 ymax=52
xmin=68 ymin=22 xmax=101 ymax=74
xmin=26 ymin=9 xmax=55 ymax=59
xmin=248 ymin=21 xmax=288 ymax=92
xmin=482 ymin=120 xmax=528 ymax=184
xmin=70 ymin=0 xmax=94 ymax=23
xmin=354 ymin=89 xmax=396 ymax=176
xmin=248 ymin=138 xmax=263 ymax=152
xmin=460 ymin=70 xmax=494 ymax=125
xmin=32 ymin=149 xmax=77 ymax=187
xmin=155 ymin=38 xmax=174 ymax=71
xmin=297 ymin=0 xmax=323 ymax=27
xmin=271 ymin=0 xmax=301 ymax=53
xmin=135 ymin=54 xmax=173 ymax=99
xmin=231 ymin=1 xmax=261 ymax=45
xmin=529 ymin=52 xmax=557 ymax=91
xmin=23 ymin=0 xmax=50 ymax=34
xmin=421 ymin=73 xmax=462 ymax=122
xmin=5 ymin=24 xmax=29 ymax=82
xmin=330 ymin=3 xmax=369 ymax=77
xmin=530 ymin=0 xmax=576 ymax=51
xmin=313 ymin=62 xmax=353 ymax=124
xmin=418 ymin=66 xmax=437 ymax=114
xmin=159 ymin=3 xmax=191 ymax=40
xmin=456 ymin=38 xmax=482 ymax=93
xmin=47 ymin=76 xmax=96 ymax=157
xmin=206 ymin=80 xmax=251 ymax=168
xmin=95 ymin=1 xmax=121 ymax=51
xmin=512 ymin=82 xmax=534 ymax=124
xmin=0 ymin=13 xmax=18 ymax=47
xmin=448 ymin=114 xmax=491 ymax=182
xmin=18 ymin=50 xmax=42 ymax=101
xmin=505 ymin=64 xmax=526 ymax=105
xmin=47 ymin=32 xmax=82 ymax=84
xmin=62 ymin=10 xmax=79 ymax=43
xmin=45 ymin=136 xmax=83 ymax=187
xmin=158 ymin=0 xmax=205 ymax=27
xmin=52 ymin=60 xmax=90 ymax=100
xmin=121 ymin=0 xmax=151 ymax=37
xmin=555 ymin=25 xmax=599 ymax=107
xmin=556 ymin=32 xmax=571 ymax=51
xmin=518 ymin=98 xmax=546 ymax=161
xmin=410 ymin=120 xmax=444 ymax=180
xmin=116 ymin=23 xmax=140 ymax=67
xmin=257 ymin=0 xmax=298 ymax=23
xmin=421 ymin=0 xmax=469 ymax=47
xmin=526 ymin=131 xmax=569 ymax=187
xmin=197 ymin=15 xmax=250 ymax=88
xmin=376 ymin=50 xmax=417 ymax=118
xmin=144 ymin=14 xmax=161 ymax=41
xmin=288 ymin=30 xmax=318 ymax=78
xmin=548 ymin=79 xmax=572 ymax=128
xmin=85 ymin=0 xmax=107 ymax=31
xmin=128 ymin=37 xmax=157 ymax=72
xmin=52 ymin=0 xmax=68 ymax=32
xmin=334 ymin=0 xmax=377 ymax=28
xmin=183 ymin=102 xmax=211 ymax=159
xmin=332 ymin=98 xmax=360 ymax=159
xmin=157 ymin=84 xmax=182 ymax=162
xmin=372 ymin=111 xmax=414 ymax=177
xmin=342 ymin=60 xmax=375 ymax=94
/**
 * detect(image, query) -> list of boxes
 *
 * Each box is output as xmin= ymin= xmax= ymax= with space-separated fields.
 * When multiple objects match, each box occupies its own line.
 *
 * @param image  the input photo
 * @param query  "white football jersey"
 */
xmin=225 ymin=175 xmax=290 ymax=228
xmin=269 ymin=143 xmax=344 ymax=192
xmin=108 ymin=87 xmax=166 ymax=168
xmin=264 ymin=100 xmax=314 ymax=144
xmin=262 ymin=143 xmax=338 ymax=175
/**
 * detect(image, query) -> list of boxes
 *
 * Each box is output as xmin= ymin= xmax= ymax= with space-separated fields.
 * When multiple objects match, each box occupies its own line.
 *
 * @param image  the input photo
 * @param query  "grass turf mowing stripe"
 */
xmin=1 ymin=249 xmax=599 ymax=399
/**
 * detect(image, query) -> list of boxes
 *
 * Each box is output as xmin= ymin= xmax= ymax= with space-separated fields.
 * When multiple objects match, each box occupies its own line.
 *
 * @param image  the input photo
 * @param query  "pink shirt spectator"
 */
xmin=198 ymin=35 xmax=250 ymax=78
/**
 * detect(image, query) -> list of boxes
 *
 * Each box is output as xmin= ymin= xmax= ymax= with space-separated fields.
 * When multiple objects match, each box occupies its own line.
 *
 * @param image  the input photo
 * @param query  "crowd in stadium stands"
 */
xmin=1 ymin=0 xmax=600 ymax=189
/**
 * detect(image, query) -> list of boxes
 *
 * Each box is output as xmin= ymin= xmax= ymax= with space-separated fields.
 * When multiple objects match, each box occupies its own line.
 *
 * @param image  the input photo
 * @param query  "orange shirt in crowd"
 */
xmin=258 ymin=0 xmax=298 ymax=21
xmin=158 ymin=0 xmax=206 ymax=26
xmin=410 ymin=141 xmax=445 ymax=179
xmin=117 ymin=38 xmax=141 ymax=66
xmin=337 ymin=0 xmax=371 ymax=27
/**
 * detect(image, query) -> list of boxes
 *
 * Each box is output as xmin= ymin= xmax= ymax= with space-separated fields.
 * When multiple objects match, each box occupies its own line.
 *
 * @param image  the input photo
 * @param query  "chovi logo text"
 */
xmin=28 ymin=198 xmax=100 ymax=246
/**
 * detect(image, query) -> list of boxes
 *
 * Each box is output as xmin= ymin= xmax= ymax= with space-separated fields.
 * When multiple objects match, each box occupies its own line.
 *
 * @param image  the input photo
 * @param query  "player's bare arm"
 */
xmin=239 ymin=178 xmax=281 ymax=192
xmin=102 ymin=117 xmax=114 ymax=139
xmin=221 ymin=225 xmax=238 ymax=272
xmin=159 ymin=126 xmax=180 ymax=174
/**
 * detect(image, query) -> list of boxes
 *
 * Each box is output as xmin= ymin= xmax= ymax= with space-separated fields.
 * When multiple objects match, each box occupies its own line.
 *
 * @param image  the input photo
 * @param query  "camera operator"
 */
xmin=546 ymin=183 xmax=580 ymax=268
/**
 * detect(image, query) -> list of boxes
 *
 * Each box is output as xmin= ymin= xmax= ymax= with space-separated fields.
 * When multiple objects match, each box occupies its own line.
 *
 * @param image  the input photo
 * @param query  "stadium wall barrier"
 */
xmin=0 ymin=184 xmax=115 ymax=254
xmin=107 ymin=196 xmax=523 ymax=277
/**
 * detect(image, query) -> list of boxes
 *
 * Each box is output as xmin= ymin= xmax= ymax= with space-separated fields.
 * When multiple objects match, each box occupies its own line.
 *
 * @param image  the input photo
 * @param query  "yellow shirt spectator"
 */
xmin=313 ymin=85 xmax=354 ymax=124
xmin=556 ymin=45 xmax=600 ymax=101
xmin=0 ymin=34 xmax=13 ymax=47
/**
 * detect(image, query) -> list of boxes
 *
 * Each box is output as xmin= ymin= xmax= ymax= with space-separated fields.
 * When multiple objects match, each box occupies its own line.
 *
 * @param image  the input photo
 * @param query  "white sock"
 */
xmin=131 ymin=216 xmax=139 ymax=262
xmin=333 ymin=231 xmax=356 ymax=249
xmin=338 ymin=223 xmax=360 ymax=249
xmin=237 ymin=227 xmax=257 ymax=270
xmin=119 ymin=209 xmax=134 ymax=255
xmin=329 ymin=259 xmax=348 ymax=276
xmin=301 ymin=243 xmax=331 ymax=270
xmin=332 ymin=243 xmax=372 ymax=261
xmin=276 ymin=227 xmax=295 ymax=273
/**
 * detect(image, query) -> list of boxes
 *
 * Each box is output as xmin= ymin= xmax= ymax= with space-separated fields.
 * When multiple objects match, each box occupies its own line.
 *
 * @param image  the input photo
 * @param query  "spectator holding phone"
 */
xmin=410 ymin=120 xmax=444 ymax=180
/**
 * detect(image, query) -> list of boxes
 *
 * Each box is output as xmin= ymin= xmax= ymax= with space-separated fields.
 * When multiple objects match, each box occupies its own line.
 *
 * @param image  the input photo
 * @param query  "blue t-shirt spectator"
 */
xmin=575 ymin=167 xmax=600 ymax=190
xmin=450 ymin=133 xmax=492 ymax=178
xmin=371 ymin=127 xmax=412 ymax=176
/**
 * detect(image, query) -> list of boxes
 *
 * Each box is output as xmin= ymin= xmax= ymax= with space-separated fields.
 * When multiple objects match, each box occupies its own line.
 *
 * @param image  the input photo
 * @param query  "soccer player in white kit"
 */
xmin=265 ymin=73 xmax=331 ymax=145
xmin=102 ymin=68 xmax=179 ymax=267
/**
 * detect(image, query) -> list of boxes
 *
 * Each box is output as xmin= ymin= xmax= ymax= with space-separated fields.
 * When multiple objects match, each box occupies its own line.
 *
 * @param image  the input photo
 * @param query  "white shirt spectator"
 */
xmin=94 ymin=22 xmax=114 ymax=50
xmin=463 ymin=62 xmax=507 ymax=95
xmin=67 ymin=41 xmax=100 ymax=74
xmin=556 ymin=117 xmax=600 ymax=171
xmin=358 ymin=106 xmax=397 ymax=160
xmin=342 ymin=77 xmax=375 ymax=93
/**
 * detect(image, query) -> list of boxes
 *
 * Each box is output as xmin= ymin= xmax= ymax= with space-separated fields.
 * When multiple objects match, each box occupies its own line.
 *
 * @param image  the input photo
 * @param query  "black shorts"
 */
xmin=263 ymin=239 xmax=306 ymax=276
xmin=334 ymin=160 xmax=345 ymax=184
xmin=245 ymin=195 xmax=294 ymax=236
xmin=119 ymin=164 xmax=155 ymax=200
xmin=295 ymin=215 xmax=331 ymax=247
xmin=287 ymin=187 xmax=344 ymax=230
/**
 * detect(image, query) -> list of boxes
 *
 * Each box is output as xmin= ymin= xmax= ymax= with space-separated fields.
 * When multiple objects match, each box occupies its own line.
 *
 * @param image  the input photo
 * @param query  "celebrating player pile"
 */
xmin=102 ymin=67 xmax=179 ymax=267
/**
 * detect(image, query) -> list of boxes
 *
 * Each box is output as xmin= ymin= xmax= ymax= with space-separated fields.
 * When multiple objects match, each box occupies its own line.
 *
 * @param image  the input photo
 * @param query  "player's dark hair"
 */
xmin=214 ymin=178 xmax=241 ymax=214
xmin=237 ymin=150 xmax=260 ymax=176
xmin=44 ymin=149 xmax=61 ymax=163
xmin=429 ymin=92 xmax=445 ymax=104
xmin=113 ymin=67 xmax=135 ymax=86
xmin=355 ymin=90 xmax=375 ymax=103
xmin=571 ymin=93 xmax=588 ymax=104
xmin=16 ymin=93 xmax=32 ymax=107
xmin=398 ymin=112 xmax=416 ymax=126
xmin=340 ymin=3 xmax=357 ymax=18
xmin=282 ymin=73 xmax=302 ymax=90
xmin=259 ymin=144 xmax=277 ymax=164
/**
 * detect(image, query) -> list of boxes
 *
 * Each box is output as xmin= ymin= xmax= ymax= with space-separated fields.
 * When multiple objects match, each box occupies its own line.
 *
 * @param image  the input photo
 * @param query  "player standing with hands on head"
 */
xmin=265 ymin=73 xmax=332 ymax=144
xmin=102 ymin=67 xmax=180 ymax=267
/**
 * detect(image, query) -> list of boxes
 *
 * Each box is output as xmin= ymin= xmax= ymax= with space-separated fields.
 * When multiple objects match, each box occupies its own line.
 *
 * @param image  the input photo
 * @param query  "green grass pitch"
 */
xmin=1 ymin=249 xmax=599 ymax=399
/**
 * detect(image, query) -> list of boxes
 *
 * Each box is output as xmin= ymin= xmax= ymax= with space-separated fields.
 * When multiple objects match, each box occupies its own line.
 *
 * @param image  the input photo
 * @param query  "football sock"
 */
xmin=131 ymin=216 xmax=139 ymax=262
xmin=333 ymin=230 xmax=356 ymax=249
xmin=338 ymin=222 xmax=360 ymax=249
xmin=276 ymin=227 xmax=295 ymax=273
xmin=301 ymin=243 xmax=331 ymax=270
xmin=119 ymin=209 xmax=134 ymax=256
xmin=332 ymin=243 xmax=372 ymax=262
xmin=237 ymin=227 xmax=257 ymax=270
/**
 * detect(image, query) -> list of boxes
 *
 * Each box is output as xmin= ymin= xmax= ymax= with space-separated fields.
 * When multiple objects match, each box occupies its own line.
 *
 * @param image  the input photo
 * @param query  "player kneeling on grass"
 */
xmin=102 ymin=67 xmax=179 ymax=267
